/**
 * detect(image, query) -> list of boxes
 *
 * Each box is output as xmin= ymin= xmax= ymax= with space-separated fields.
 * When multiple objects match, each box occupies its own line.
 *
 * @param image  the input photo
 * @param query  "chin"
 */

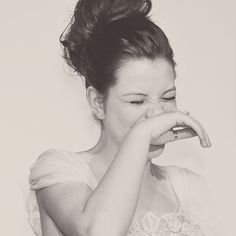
xmin=147 ymin=144 xmax=165 ymax=160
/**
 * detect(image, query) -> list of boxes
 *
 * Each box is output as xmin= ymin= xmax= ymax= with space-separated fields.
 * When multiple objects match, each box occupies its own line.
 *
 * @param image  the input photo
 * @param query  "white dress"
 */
xmin=27 ymin=149 xmax=222 ymax=236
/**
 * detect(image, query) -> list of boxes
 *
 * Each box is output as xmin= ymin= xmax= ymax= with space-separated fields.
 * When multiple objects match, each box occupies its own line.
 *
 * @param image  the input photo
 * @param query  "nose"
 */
xmin=146 ymin=104 xmax=166 ymax=118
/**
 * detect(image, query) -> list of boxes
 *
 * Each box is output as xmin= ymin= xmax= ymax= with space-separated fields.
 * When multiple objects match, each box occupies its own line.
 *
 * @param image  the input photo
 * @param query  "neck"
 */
xmin=87 ymin=125 xmax=119 ymax=170
xmin=87 ymin=124 xmax=153 ymax=180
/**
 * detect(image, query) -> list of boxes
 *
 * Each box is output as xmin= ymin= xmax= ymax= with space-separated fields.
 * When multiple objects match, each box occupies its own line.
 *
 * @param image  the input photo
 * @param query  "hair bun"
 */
xmin=60 ymin=0 xmax=152 ymax=77
xmin=74 ymin=0 xmax=151 ymax=40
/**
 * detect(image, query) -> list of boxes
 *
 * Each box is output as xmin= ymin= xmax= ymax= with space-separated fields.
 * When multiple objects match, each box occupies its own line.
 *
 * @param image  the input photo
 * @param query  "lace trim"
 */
xmin=127 ymin=202 xmax=204 ymax=236
xmin=27 ymin=193 xmax=204 ymax=236
xmin=27 ymin=162 xmax=205 ymax=236
xmin=27 ymin=191 xmax=42 ymax=236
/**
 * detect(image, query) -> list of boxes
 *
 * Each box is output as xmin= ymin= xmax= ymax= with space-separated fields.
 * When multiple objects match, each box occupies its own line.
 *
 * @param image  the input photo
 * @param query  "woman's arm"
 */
xmin=82 ymin=127 xmax=151 ymax=236
xmin=37 ymin=126 xmax=151 ymax=236
xmin=37 ymin=110 xmax=209 ymax=236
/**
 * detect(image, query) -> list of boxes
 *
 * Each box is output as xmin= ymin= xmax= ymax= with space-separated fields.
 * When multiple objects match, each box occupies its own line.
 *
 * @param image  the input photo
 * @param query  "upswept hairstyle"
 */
xmin=60 ymin=0 xmax=176 ymax=101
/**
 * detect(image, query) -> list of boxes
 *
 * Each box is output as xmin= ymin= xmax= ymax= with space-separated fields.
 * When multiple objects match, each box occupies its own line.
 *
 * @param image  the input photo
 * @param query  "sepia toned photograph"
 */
xmin=0 ymin=0 xmax=235 ymax=235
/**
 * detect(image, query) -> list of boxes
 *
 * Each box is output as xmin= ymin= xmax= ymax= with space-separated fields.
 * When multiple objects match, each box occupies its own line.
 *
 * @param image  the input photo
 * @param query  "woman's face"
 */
xmin=102 ymin=57 xmax=177 ymax=158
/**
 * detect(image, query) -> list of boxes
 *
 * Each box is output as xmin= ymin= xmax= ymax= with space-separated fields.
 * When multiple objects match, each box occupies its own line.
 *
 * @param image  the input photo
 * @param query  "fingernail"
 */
xmin=201 ymin=139 xmax=208 ymax=147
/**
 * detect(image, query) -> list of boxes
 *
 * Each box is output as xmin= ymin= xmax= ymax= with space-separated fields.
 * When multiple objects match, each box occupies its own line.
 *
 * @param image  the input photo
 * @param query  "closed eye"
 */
xmin=162 ymin=96 xmax=176 ymax=101
xmin=129 ymin=100 xmax=144 ymax=105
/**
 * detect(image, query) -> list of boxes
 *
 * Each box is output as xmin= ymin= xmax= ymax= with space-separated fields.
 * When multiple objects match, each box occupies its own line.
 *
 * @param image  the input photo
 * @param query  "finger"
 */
xmin=170 ymin=128 xmax=197 ymax=142
xmin=162 ymin=109 xmax=211 ymax=147
xmin=151 ymin=128 xmax=197 ymax=145
xmin=181 ymin=112 xmax=211 ymax=146
xmin=142 ymin=109 xmax=211 ymax=147
xmin=174 ymin=113 xmax=211 ymax=147
xmin=151 ymin=111 xmax=210 ymax=147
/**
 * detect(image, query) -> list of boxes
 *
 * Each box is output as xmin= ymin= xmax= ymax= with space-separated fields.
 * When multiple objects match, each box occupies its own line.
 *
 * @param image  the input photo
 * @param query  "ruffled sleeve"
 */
xmin=166 ymin=166 xmax=224 ymax=236
xmin=29 ymin=149 xmax=97 ymax=190
xmin=27 ymin=149 xmax=98 ymax=236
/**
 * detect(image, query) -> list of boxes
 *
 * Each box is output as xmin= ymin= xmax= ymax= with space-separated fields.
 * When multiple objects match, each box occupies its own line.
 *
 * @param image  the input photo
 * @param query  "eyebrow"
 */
xmin=122 ymin=87 xmax=176 ymax=97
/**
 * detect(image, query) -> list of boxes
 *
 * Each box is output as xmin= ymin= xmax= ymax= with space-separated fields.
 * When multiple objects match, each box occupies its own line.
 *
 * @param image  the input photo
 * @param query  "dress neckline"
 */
xmin=74 ymin=152 xmax=181 ymax=216
xmin=141 ymin=164 xmax=182 ymax=217
xmin=163 ymin=165 xmax=181 ymax=211
xmin=129 ymin=166 xmax=183 ymax=232
xmin=77 ymin=154 xmax=180 ymax=207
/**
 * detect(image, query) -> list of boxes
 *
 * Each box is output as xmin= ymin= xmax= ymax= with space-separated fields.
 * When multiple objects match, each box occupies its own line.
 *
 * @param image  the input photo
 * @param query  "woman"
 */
xmin=27 ymin=0 xmax=220 ymax=235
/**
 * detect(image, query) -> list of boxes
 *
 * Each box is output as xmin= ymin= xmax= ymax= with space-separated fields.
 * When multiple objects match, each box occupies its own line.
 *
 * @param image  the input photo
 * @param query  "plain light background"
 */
xmin=0 ymin=0 xmax=235 ymax=235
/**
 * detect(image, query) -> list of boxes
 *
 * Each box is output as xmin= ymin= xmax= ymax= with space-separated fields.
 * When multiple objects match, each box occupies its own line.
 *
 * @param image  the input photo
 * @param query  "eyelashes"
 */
xmin=163 ymin=96 xmax=176 ymax=101
xmin=129 ymin=96 xmax=176 ymax=105
xmin=129 ymin=100 xmax=145 ymax=104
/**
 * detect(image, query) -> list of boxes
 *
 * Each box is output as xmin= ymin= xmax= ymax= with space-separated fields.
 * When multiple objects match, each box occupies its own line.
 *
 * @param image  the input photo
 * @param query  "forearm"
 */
xmin=82 ymin=127 xmax=151 ymax=236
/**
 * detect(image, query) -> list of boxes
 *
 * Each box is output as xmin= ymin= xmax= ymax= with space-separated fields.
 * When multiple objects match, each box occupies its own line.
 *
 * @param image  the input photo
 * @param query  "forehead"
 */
xmin=112 ymin=57 xmax=176 ymax=95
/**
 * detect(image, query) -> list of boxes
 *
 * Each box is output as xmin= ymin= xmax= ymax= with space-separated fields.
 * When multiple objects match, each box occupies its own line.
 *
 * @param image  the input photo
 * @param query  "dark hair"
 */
xmin=60 ymin=0 xmax=176 ymax=102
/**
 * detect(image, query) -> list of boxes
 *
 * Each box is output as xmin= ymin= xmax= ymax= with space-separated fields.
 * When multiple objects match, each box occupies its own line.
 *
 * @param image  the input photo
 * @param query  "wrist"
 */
xmin=130 ymin=122 xmax=151 ymax=143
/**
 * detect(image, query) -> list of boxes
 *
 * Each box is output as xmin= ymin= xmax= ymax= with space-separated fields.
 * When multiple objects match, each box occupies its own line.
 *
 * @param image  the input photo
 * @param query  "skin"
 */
xmin=85 ymin=56 xmax=210 ymax=197
xmin=36 ymin=57 xmax=211 ymax=236
xmin=86 ymin=57 xmax=181 ymax=179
